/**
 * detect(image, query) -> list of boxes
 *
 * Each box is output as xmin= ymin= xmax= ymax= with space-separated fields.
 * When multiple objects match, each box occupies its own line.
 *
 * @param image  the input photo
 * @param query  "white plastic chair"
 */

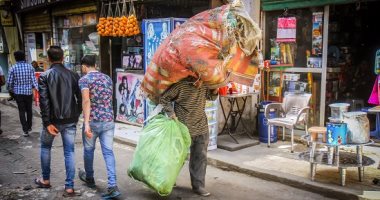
xmin=264 ymin=92 xmax=311 ymax=153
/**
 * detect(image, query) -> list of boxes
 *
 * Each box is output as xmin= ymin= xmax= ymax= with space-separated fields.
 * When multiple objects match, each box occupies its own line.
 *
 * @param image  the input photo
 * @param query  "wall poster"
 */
xmin=143 ymin=18 xmax=171 ymax=71
xmin=115 ymin=72 xmax=145 ymax=126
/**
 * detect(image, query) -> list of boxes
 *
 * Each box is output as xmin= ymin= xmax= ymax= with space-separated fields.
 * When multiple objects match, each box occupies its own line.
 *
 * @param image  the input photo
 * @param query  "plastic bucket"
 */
xmin=343 ymin=112 xmax=370 ymax=143
xmin=329 ymin=103 xmax=350 ymax=120
xmin=326 ymin=122 xmax=347 ymax=145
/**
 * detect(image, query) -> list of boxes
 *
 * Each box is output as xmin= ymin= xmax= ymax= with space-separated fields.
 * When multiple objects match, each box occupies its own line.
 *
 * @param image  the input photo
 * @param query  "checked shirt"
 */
xmin=7 ymin=61 xmax=38 ymax=95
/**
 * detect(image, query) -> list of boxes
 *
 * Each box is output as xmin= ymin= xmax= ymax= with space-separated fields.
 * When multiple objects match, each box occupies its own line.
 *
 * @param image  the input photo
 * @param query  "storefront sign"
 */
xmin=0 ymin=10 xmax=13 ymax=26
xmin=20 ymin=0 xmax=48 ymax=10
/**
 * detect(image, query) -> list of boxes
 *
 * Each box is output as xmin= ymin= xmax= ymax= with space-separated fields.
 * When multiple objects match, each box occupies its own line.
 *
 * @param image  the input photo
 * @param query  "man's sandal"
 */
xmin=62 ymin=189 xmax=81 ymax=197
xmin=34 ymin=177 xmax=51 ymax=188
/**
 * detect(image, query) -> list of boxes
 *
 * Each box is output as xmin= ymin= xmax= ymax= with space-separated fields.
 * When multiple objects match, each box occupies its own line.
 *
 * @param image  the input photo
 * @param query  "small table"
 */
xmin=367 ymin=106 xmax=380 ymax=139
xmin=219 ymin=93 xmax=254 ymax=144
xmin=300 ymin=135 xmax=375 ymax=186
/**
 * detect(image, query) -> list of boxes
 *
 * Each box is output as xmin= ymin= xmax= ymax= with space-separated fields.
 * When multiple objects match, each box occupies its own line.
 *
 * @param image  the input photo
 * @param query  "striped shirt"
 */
xmin=7 ymin=61 xmax=38 ymax=95
xmin=159 ymin=79 xmax=218 ymax=137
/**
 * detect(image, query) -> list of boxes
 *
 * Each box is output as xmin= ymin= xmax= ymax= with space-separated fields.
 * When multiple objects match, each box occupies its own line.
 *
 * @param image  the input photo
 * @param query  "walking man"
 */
xmin=78 ymin=55 xmax=121 ymax=199
xmin=6 ymin=51 xmax=38 ymax=137
xmin=159 ymin=77 xmax=218 ymax=197
xmin=35 ymin=46 xmax=82 ymax=197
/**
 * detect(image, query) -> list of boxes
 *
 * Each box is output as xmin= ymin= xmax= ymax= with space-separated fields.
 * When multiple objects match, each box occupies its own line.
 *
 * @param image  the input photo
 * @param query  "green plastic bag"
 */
xmin=127 ymin=114 xmax=191 ymax=196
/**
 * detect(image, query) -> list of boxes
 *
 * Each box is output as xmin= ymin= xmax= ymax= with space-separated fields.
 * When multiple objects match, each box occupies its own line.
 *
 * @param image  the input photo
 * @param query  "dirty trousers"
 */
xmin=189 ymin=133 xmax=209 ymax=189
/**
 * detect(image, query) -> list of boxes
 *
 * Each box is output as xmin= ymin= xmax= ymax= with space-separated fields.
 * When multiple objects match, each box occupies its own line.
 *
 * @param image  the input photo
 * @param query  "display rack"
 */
xmin=206 ymin=98 xmax=218 ymax=151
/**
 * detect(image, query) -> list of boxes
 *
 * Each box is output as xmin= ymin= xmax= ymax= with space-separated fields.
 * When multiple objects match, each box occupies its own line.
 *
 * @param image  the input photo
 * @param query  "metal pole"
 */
xmin=320 ymin=5 xmax=329 ymax=126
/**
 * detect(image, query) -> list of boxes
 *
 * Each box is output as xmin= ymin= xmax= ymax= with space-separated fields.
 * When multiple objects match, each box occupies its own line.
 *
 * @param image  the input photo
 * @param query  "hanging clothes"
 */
xmin=368 ymin=75 xmax=380 ymax=105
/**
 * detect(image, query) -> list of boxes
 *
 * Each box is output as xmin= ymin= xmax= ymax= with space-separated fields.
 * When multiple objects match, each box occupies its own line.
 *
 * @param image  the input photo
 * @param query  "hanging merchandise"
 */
xmin=311 ymin=12 xmax=323 ymax=56
xmin=120 ymin=0 xmax=129 ymax=36
xmin=126 ymin=0 xmax=140 ymax=36
xmin=96 ymin=3 xmax=107 ymax=36
xmin=105 ymin=3 xmax=114 ymax=37
xmin=274 ymin=10 xmax=296 ymax=66
xmin=112 ymin=1 xmax=122 ymax=37
xmin=375 ymin=49 xmax=380 ymax=75
xmin=279 ymin=43 xmax=295 ymax=65
xmin=276 ymin=16 xmax=296 ymax=42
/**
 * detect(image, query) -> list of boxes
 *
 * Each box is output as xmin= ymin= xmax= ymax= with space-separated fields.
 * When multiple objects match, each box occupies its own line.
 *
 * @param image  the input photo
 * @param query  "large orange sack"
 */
xmin=142 ymin=1 xmax=262 ymax=103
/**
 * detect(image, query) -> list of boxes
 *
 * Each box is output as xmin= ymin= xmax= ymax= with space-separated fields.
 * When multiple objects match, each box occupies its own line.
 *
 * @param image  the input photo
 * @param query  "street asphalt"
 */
xmin=0 ymin=102 xmax=335 ymax=200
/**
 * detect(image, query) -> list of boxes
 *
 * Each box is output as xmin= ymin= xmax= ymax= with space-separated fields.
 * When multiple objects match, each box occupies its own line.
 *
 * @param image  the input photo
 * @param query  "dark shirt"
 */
xmin=159 ymin=79 xmax=218 ymax=137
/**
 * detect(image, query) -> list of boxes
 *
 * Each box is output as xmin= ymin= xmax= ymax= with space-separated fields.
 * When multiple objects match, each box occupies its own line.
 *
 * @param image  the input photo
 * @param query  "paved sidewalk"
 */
xmin=2 ymin=96 xmax=380 ymax=199
xmin=0 ymin=102 xmax=335 ymax=200
xmin=112 ymin=124 xmax=380 ymax=200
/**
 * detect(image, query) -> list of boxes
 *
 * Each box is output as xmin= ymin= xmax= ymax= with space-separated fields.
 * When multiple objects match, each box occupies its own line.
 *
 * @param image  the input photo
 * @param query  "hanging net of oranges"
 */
xmin=96 ymin=3 xmax=107 ymax=36
xmin=97 ymin=0 xmax=140 ymax=38
xmin=112 ymin=2 xmax=122 ymax=37
xmin=126 ymin=0 xmax=140 ymax=36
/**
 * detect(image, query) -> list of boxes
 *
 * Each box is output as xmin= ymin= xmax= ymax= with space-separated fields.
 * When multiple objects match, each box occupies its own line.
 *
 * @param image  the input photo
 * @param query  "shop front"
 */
xmin=1 ymin=0 xmax=18 ymax=91
xmin=18 ymin=3 xmax=52 ymax=70
xmin=15 ymin=0 xmax=99 ymax=72
xmin=51 ymin=1 xmax=98 ymax=74
xmin=103 ymin=0 xmax=233 ymax=150
xmin=261 ymin=0 xmax=380 ymax=131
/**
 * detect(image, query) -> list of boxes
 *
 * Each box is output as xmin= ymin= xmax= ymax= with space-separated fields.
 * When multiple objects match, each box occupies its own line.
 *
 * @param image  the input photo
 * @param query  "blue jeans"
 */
xmin=82 ymin=121 xmax=117 ymax=187
xmin=40 ymin=123 xmax=77 ymax=189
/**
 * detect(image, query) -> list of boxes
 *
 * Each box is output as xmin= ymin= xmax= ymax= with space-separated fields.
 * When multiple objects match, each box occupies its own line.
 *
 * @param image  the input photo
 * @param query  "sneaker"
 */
xmin=28 ymin=128 xmax=32 ymax=132
xmin=23 ymin=132 xmax=29 ymax=137
xmin=78 ymin=168 xmax=96 ymax=188
xmin=0 ymin=129 xmax=3 ymax=135
xmin=192 ymin=187 xmax=211 ymax=197
xmin=101 ymin=186 xmax=121 ymax=199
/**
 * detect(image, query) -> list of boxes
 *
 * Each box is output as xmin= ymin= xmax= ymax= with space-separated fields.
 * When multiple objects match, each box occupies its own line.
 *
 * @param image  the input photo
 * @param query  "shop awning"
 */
xmin=261 ymin=0 xmax=356 ymax=11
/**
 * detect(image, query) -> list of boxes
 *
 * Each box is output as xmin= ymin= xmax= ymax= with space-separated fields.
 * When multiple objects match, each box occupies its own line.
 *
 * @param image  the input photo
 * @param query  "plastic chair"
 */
xmin=264 ymin=92 xmax=311 ymax=153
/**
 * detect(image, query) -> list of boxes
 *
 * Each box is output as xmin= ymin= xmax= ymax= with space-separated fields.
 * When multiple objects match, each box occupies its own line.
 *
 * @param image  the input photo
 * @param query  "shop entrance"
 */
xmin=326 ymin=1 xmax=380 ymax=111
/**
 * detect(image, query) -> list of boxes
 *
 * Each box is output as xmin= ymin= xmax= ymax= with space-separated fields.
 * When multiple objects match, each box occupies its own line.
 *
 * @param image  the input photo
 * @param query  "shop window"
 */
xmin=56 ymin=13 xmax=99 ymax=74
xmin=264 ymin=7 xmax=324 ymax=68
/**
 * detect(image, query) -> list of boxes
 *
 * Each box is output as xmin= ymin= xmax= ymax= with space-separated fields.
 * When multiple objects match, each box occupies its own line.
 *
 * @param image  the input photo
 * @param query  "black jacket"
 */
xmin=38 ymin=63 xmax=82 ymax=127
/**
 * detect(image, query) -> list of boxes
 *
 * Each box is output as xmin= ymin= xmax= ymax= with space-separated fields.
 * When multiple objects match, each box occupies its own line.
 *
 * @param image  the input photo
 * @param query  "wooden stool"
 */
xmin=308 ymin=127 xmax=327 ymax=142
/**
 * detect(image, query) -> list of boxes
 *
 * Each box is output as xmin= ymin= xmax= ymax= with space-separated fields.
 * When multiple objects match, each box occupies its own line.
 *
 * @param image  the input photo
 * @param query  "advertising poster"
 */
xmin=143 ymin=18 xmax=171 ymax=71
xmin=116 ymin=72 xmax=145 ymax=126
xmin=276 ymin=17 xmax=297 ymax=42
xmin=25 ymin=33 xmax=36 ymax=63
xmin=142 ymin=18 xmax=188 ymax=120
xmin=122 ymin=54 xmax=143 ymax=70
xmin=312 ymin=12 xmax=323 ymax=56
xmin=171 ymin=18 xmax=187 ymax=31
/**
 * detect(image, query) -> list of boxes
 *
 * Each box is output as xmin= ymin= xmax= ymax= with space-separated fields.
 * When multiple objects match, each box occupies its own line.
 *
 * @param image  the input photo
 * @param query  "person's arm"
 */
xmin=39 ymin=73 xmax=58 ymax=136
xmin=0 ymin=75 xmax=4 ymax=86
xmin=75 ymin=74 xmax=83 ymax=112
xmin=206 ymin=88 xmax=219 ymax=101
xmin=81 ymin=89 xmax=92 ymax=138
xmin=6 ymin=68 xmax=14 ymax=92
xmin=159 ymin=83 xmax=180 ymax=119
xmin=78 ymin=77 xmax=91 ymax=138
xmin=31 ymin=67 xmax=38 ymax=95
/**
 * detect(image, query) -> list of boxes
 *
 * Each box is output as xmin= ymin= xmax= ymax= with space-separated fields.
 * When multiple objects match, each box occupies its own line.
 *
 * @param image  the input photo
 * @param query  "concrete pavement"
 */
xmin=0 ymin=102 xmax=335 ymax=200
xmin=3 ymin=96 xmax=380 ymax=199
